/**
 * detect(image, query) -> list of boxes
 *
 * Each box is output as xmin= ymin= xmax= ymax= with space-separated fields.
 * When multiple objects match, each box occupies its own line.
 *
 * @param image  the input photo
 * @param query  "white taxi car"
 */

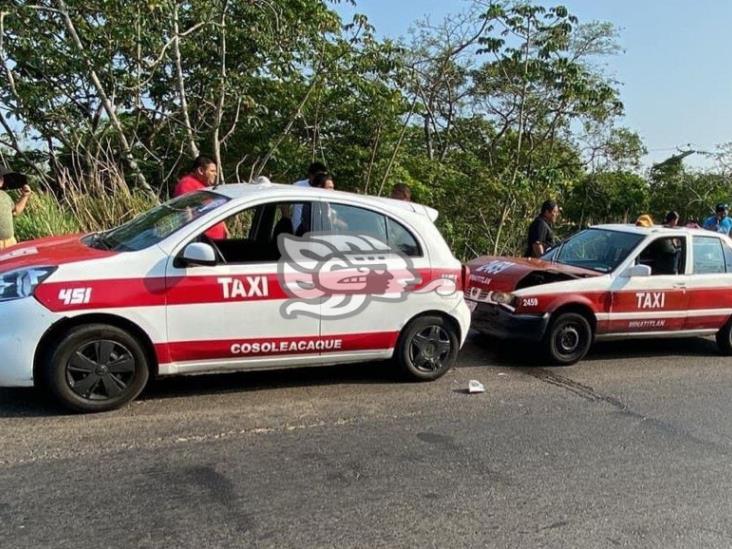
xmin=467 ymin=224 xmax=732 ymax=365
xmin=0 ymin=183 xmax=470 ymax=412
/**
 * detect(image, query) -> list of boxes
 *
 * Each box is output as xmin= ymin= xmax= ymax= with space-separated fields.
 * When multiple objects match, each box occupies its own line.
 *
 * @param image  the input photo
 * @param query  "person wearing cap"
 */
xmin=702 ymin=203 xmax=732 ymax=234
xmin=525 ymin=200 xmax=559 ymax=258
xmin=0 ymin=166 xmax=32 ymax=249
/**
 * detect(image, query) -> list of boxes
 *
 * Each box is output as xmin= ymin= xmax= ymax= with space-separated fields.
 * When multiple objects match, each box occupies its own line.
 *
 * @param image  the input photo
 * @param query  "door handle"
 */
xmin=672 ymin=282 xmax=686 ymax=288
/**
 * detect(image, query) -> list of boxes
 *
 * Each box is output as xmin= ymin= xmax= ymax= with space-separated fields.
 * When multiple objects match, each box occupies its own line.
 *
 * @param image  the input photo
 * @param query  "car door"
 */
xmin=314 ymin=201 xmax=434 ymax=362
xmin=684 ymin=235 xmax=732 ymax=331
xmin=608 ymin=235 xmax=689 ymax=333
xmin=162 ymin=199 xmax=321 ymax=373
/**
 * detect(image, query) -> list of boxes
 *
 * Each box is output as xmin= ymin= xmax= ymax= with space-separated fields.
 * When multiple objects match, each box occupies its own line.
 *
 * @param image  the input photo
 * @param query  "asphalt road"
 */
xmin=2 ymin=335 xmax=732 ymax=548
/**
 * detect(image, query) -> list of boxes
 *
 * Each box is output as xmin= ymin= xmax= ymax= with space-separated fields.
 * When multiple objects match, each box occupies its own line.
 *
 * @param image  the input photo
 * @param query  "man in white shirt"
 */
xmin=292 ymin=161 xmax=327 ymax=231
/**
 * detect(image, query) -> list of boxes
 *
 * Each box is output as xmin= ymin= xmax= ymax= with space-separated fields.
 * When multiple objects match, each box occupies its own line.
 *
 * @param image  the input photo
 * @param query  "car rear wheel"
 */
xmin=715 ymin=319 xmax=732 ymax=355
xmin=41 ymin=324 xmax=150 ymax=413
xmin=544 ymin=312 xmax=592 ymax=365
xmin=396 ymin=315 xmax=459 ymax=381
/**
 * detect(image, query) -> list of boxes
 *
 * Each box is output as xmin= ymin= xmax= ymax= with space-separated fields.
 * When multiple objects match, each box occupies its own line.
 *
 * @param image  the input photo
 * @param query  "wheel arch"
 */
xmin=33 ymin=313 xmax=160 ymax=384
xmin=396 ymin=309 xmax=463 ymax=349
xmin=549 ymin=302 xmax=597 ymax=335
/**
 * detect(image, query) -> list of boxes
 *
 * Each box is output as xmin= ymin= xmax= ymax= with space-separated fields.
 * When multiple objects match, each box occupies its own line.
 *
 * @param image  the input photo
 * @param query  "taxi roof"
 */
xmin=209 ymin=182 xmax=439 ymax=221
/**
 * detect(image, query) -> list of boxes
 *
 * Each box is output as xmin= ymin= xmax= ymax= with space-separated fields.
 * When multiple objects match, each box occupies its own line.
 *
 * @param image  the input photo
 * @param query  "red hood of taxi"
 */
xmin=466 ymin=255 xmax=600 ymax=292
xmin=0 ymin=234 xmax=116 ymax=272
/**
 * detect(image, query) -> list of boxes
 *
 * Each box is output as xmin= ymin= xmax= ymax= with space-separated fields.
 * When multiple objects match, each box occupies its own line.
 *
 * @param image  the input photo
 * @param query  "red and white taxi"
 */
xmin=466 ymin=224 xmax=732 ymax=364
xmin=0 ymin=183 xmax=470 ymax=411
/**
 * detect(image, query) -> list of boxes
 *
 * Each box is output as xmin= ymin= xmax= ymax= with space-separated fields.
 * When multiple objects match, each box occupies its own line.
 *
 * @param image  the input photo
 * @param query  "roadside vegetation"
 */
xmin=1 ymin=0 xmax=730 ymax=258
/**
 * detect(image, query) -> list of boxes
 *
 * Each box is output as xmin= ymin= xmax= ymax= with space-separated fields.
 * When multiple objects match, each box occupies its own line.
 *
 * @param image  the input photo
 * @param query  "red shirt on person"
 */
xmin=173 ymin=174 xmax=227 ymax=240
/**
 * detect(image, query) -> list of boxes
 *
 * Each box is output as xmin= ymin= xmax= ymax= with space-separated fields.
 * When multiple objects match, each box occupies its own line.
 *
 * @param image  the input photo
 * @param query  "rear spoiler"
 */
xmin=419 ymin=204 xmax=439 ymax=222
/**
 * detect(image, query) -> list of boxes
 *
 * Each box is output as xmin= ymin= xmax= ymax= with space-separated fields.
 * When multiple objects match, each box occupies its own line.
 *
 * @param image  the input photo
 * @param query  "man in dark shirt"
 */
xmin=525 ymin=200 xmax=559 ymax=258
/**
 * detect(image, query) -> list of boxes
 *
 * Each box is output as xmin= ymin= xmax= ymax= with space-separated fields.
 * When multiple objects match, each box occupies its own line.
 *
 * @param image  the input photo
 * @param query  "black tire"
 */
xmin=395 ymin=315 xmax=459 ymax=381
xmin=41 ymin=324 xmax=150 ymax=413
xmin=543 ymin=312 xmax=592 ymax=365
xmin=716 ymin=319 xmax=732 ymax=355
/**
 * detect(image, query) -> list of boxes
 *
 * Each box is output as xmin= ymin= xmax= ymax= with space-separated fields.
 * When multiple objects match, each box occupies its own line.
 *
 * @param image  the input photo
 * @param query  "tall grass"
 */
xmin=14 ymin=160 xmax=158 ymax=242
xmin=14 ymin=192 xmax=80 ymax=241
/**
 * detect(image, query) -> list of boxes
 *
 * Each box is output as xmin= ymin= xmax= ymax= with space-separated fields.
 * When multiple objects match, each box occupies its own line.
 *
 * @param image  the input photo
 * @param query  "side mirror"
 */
xmin=180 ymin=242 xmax=217 ymax=267
xmin=623 ymin=264 xmax=651 ymax=278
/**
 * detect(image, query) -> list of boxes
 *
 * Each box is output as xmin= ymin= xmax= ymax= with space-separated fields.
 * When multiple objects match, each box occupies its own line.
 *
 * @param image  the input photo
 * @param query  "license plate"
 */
xmin=465 ymin=299 xmax=478 ymax=313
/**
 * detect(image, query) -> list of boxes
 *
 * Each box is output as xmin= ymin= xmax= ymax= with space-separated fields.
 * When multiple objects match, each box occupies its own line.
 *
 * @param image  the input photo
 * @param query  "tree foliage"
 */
xmin=1 ymin=0 xmax=730 ymax=259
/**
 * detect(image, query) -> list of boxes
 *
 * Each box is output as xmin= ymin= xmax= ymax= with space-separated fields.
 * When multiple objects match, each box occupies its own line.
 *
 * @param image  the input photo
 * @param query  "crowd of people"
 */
xmin=170 ymin=156 xmax=413 ymax=238
xmin=524 ymin=199 xmax=732 ymax=259
xmin=173 ymin=157 xmax=411 ymax=203
xmin=4 ymin=155 xmax=732 ymax=259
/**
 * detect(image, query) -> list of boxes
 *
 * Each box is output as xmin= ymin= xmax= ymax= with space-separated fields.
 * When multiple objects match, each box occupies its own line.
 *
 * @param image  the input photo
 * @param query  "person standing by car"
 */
xmin=173 ymin=156 xmax=228 ymax=240
xmin=291 ymin=162 xmax=328 ymax=230
xmin=656 ymin=210 xmax=683 ymax=274
xmin=664 ymin=211 xmax=680 ymax=228
xmin=0 ymin=166 xmax=32 ymax=249
xmin=296 ymin=173 xmax=337 ymax=235
xmin=702 ymin=203 xmax=732 ymax=234
xmin=525 ymin=200 xmax=559 ymax=258
xmin=314 ymin=173 xmax=335 ymax=190
xmin=390 ymin=183 xmax=412 ymax=202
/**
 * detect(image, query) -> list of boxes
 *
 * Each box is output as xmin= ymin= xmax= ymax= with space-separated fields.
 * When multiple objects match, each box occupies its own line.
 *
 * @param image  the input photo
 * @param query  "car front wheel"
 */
xmin=41 ymin=324 xmax=150 ymax=413
xmin=396 ymin=315 xmax=459 ymax=381
xmin=544 ymin=312 xmax=592 ymax=365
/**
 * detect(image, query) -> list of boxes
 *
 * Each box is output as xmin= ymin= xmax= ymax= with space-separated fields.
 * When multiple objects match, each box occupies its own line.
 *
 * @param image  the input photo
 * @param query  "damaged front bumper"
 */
xmin=470 ymin=301 xmax=550 ymax=341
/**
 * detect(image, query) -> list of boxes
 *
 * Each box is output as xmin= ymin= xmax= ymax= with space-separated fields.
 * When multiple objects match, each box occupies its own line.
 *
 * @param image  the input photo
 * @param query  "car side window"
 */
xmin=196 ymin=201 xmax=311 ymax=263
xmin=636 ymin=236 xmax=685 ymax=276
xmin=693 ymin=236 xmax=726 ymax=274
xmin=324 ymin=203 xmax=388 ymax=241
xmin=322 ymin=203 xmax=422 ymax=257
xmin=723 ymin=242 xmax=732 ymax=271
xmin=386 ymin=217 xmax=422 ymax=257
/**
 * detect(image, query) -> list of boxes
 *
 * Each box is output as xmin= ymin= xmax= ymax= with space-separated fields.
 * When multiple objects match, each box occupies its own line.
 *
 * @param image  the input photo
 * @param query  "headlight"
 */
xmin=0 ymin=267 xmax=57 ymax=302
xmin=491 ymin=291 xmax=515 ymax=306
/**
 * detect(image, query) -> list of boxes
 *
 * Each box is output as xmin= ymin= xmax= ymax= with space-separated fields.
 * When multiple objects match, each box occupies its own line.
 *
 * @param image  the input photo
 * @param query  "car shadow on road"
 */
xmin=0 ymin=361 xmax=404 ymax=416
xmin=138 ymin=360 xmax=405 ymax=402
xmin=0 ymin=388 xmax=66 ymax=418
xmin=1 ymin=337 xmax=723 ymax=416
xmin=465 ymin=332 xmax=722 ymax=368
xmin=586 ymin=337 xmax=720 ymax=361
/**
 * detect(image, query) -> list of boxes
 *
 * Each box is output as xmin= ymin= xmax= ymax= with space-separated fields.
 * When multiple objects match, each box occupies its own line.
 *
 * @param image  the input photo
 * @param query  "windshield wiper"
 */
xmin=89 ymin=232 xmax=112 ymax=250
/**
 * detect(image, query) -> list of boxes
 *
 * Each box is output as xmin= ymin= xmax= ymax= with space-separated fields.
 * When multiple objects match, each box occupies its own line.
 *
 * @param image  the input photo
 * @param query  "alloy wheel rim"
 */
xmin=65 ymin=340 xmax=136 ymax=401
xmin=409 ymin=325 xmax=452 ymax=372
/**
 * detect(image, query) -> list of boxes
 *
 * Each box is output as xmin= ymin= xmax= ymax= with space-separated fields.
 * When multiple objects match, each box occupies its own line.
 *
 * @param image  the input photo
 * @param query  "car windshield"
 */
xmin=545 ymin=228 xmax=644 ymax=273
xmin=85 ymin=191 xmax=229 ymax=252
